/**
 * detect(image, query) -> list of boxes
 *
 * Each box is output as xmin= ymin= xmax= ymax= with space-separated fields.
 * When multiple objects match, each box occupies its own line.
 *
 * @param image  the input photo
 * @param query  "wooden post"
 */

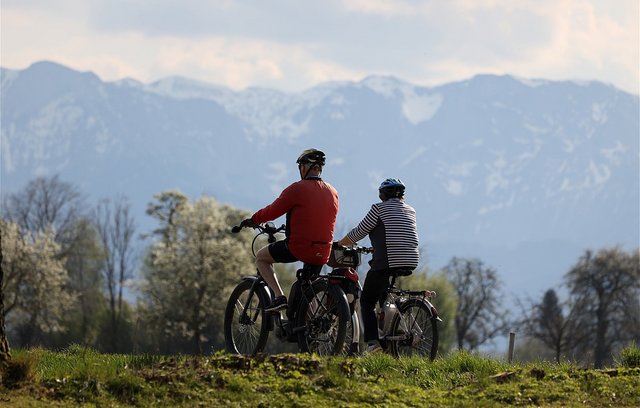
xmin=508 ymin=332 xmax=516 ymax=363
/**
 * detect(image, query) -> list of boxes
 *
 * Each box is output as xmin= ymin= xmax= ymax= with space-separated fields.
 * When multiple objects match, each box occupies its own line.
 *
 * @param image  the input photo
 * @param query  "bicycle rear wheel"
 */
xmin=296 ymin=280 xmax=350 ymax=356
xmin=224 ymin=279 xmax=269 ymax=355
xmin=388 ymin=298 xmax=438 ymax=359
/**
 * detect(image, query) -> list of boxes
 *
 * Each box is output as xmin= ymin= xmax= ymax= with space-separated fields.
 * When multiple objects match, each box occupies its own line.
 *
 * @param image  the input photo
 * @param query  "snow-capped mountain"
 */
xmin=1 ymin=61 xmax=638 ymax=301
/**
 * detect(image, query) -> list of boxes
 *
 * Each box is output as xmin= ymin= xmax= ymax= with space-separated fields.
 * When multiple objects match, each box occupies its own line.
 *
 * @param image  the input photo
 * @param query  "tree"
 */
xmin=1 ymin=240 xmax=10 ymax=368
xmin=93 ymin=197 xmax=136 ymax=353
xmin=140 ymin=192 xmax=254 ymax=354
xmin=1 ymin=220 xmax=72 ymax=346
xmin=54 ymin=218 xmax=106 ymax=348
xmin=2 ymin=175 xmax=88 ymax=347
xmin=2 ymin=174 xmax=83 ymax=248
xmin=446 ymin=257 xmax=509 ymax=351
xmin=144 ymin=190 xmax=187 ymax=243
xmin=565 ymin=247 xmax=640 ymax=368
xmin=522 ymin=289 xmax=576 ymax=363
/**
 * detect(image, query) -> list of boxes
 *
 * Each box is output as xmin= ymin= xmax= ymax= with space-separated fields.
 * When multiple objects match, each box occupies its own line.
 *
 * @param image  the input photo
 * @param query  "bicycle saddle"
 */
xmin=296 ymin=263 xmax=323 ymax=279
xmin=390 ymin=268 xmax=413 ymax=277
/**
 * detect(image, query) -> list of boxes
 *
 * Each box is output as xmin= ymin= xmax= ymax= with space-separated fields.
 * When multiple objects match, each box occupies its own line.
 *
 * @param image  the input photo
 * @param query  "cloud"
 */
xmin=151 ymin=38 xmax=361 ymax=91
xmin=1 ymin=0 xmax=637 ymax=93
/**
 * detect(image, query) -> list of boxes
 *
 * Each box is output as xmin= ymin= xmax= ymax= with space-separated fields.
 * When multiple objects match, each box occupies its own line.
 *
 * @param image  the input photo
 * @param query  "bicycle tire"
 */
xmin=224 ymin=279 xmax=270 ymax=355
xmin=296 ymin=280 xmax=350 ymax=356
xmin=344 ymin=309 xmax=361 ymax=355
xmin=388 ymin=298 xmax=438 ymax=359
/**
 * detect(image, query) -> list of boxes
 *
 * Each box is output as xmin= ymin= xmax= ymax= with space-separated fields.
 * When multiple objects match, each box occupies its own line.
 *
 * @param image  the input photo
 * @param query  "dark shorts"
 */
xmin=268 ymin=240 xmax=298 ymax=263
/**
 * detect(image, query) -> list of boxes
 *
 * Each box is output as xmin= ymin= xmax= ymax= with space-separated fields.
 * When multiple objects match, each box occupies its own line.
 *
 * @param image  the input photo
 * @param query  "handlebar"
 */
xmin=332 ymin=242 xmax=373 ymax=255
xmin=231 ymin=221 xmax=286 ymax=244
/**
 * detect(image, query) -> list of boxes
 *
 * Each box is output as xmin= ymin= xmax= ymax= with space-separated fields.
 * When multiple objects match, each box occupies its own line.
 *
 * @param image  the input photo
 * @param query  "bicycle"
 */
xmin=224 ymin=222 xmax=353 ymax=356
xmin=329 ymin=244 xmax=441 ymax=359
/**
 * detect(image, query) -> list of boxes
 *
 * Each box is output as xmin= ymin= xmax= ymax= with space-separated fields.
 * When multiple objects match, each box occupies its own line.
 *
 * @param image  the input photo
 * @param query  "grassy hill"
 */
xmin=2 ymin=345 xmax=639 ymax=407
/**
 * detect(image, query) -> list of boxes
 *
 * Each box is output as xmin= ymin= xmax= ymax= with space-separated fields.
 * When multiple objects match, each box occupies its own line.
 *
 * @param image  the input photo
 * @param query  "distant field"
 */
xmin=2 ymin=346 xmax=639 ymax=407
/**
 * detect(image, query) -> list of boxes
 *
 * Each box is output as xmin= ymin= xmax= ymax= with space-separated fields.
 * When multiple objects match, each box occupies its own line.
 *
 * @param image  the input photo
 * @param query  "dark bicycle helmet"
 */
xmin=379 ymin=178 xmax=406 ymax=199
xmin=296 ymin=148 xmax=326 ymax=166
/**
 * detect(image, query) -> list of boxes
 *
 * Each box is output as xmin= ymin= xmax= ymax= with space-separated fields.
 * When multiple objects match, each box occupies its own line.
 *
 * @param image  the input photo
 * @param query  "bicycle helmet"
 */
xmin=296 ymin=148 xmax=326 ymax=166
xmin=379 ymin=178 xmax=406 ymax=199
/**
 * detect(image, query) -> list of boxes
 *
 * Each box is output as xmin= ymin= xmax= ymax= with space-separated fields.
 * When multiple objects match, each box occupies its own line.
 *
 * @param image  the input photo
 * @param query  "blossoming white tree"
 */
xmin=140 ymin=191 xmax=254 ymax=354
xmin=1 ymin=220 xmax=72 ymax=346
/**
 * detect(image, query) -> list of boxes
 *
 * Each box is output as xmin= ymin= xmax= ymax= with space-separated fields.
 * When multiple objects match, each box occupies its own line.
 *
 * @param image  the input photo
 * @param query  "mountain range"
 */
xmin=1 ymin=60 xmax=638 ymax=307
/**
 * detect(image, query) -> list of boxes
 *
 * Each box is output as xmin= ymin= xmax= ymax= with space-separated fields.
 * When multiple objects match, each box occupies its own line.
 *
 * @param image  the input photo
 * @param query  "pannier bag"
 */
xmin=327 ymin=245 xmax=361 ymax=268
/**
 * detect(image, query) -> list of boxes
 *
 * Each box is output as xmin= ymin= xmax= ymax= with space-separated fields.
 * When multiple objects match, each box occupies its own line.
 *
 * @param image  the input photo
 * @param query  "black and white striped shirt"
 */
xmin=346 ymin=198 xmax=419 ymax=271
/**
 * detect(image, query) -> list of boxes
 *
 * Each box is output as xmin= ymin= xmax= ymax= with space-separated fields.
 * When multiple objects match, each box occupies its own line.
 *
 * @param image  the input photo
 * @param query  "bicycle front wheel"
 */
xmin=388 ymin=298 xmax=438 ymax=359
xmin=296 ymin=280 xmax=350 ymax=356
xmin=224 ymin=279 xmax=269 ymax=355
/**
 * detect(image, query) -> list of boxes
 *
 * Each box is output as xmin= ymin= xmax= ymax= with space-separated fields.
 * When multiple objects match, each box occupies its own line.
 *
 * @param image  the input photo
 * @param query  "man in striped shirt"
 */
xmin=337 ymin=178 xmax=419 ymax=353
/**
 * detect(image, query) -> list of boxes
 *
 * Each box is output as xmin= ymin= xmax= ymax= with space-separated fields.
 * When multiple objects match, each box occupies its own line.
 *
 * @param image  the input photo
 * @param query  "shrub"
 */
xmin=616 ymin=343 xmax=640 ymax=368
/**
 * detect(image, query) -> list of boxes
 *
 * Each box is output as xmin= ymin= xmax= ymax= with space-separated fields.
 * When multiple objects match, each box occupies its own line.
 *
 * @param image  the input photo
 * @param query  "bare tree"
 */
xmin=521 ymin=289 xmax=577 ymax=363
xmin=93 ymin=197 xmax=136 ymax=352
xmin=446 ymin=257 xmax=509 ymax=351
xmin=2 ymin=174 xmax=83 ymax=247
xmin=565 ymin=247 xmax=640 ymax=368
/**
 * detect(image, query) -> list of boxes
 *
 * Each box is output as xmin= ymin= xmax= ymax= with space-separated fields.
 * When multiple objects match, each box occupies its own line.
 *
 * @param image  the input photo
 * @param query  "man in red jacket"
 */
xmin=241 ymin=148 xmax=339 ymax=312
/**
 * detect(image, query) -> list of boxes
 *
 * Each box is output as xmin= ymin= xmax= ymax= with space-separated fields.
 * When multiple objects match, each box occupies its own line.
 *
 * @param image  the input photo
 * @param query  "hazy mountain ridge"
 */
xmin=1 ymin=60 xmax=638 ymax=300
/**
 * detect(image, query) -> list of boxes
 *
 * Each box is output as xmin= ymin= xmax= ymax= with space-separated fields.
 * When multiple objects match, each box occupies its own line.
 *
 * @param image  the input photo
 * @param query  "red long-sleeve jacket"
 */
xmin=251 ymin=177 xmax=339 ymax=265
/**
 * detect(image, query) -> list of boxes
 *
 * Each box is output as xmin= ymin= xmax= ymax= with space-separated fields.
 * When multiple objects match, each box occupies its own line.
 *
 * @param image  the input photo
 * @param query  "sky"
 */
xmin=1 ymin=0 xmax=639 ymax=94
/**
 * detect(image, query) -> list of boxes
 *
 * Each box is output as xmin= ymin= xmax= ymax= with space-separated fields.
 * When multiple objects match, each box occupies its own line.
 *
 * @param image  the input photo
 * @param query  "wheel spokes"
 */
xmin=232 ymin=293 xmax=263 ymax=353
xmin=305 ymin=290 xmax=340 ymax=354
xmin=396 ymin=305 xmax=434 ymax=355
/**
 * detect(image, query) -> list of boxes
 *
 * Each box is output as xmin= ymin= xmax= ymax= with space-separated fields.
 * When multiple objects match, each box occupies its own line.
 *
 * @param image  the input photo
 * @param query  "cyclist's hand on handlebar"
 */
xmin=231 ymin=218 xmax=257 ymax=233
xmin=336 ymin=237 xmax=354 ymax=247
xmin=240 ymin=218 xmax=256 ymax=228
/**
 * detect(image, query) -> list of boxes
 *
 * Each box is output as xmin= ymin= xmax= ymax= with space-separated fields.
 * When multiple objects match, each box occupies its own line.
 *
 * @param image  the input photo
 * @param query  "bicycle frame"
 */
xmin=330 ymin=243 xmax=441 ymax=358
xmin=385 ymin=279 xmax=442 ymax=323
xmin=382 ymin=287 xmax=441 ymax=342
xmin=225 ymin=222 xmax=352 ymax=355
xmin=379 ymin=276 xmax=441 ymax=358
xmin=234 ymin=262 xmax=351 ymax=346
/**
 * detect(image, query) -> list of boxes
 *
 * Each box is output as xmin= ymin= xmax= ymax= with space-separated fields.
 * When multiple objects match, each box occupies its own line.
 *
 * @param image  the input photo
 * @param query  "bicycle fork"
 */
xmin=239 ymin=278 xmax=262 ymax=326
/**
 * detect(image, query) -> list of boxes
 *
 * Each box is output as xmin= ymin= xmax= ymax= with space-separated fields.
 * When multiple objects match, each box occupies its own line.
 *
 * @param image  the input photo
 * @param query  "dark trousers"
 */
xmin=361 ymin=269 xmax=390 ymax=343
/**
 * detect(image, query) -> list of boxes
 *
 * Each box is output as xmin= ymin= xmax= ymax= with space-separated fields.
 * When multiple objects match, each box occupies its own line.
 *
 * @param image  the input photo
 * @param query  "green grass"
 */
xmin=2 ymin=347 xmax=639 ymax=407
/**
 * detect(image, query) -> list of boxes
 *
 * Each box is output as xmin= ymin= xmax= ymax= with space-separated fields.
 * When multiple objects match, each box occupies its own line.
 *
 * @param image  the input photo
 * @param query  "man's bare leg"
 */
xmin=255 ymin=246 xmax=285 ymax=298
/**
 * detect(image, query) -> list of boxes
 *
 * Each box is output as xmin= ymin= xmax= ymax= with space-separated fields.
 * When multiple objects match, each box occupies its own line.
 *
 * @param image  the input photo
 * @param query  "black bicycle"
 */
xmin=330 ymin=244 xmax=441 ymax=359
xmin=224 ymin=222 xmax=352 ymax=356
